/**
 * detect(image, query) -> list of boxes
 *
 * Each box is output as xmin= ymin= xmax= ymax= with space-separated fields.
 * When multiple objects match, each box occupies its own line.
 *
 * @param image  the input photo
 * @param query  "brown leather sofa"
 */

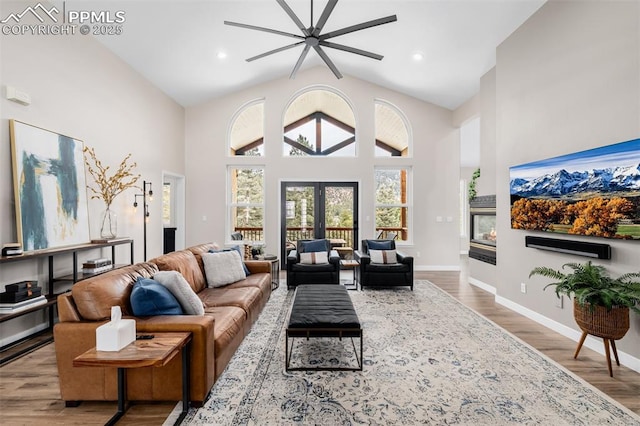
xmin=53 ymin=243 xmax=272 ymax=407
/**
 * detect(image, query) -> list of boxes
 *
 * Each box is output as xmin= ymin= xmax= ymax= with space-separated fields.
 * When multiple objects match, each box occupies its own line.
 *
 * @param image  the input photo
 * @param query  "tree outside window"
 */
xmin=229 ymin=167 xmax=264 ymax=242
xmin=374 ymin=168 xmax=410 ymax=241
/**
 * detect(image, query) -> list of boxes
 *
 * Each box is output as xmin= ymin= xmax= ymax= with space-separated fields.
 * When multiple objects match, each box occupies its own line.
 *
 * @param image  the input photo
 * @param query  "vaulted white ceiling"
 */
xmin=86 ymin=0 xmax=545 ymax=110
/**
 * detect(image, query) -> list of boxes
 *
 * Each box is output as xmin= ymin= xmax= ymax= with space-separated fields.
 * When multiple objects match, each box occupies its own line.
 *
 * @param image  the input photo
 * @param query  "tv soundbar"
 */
xmin=525 ymin=236 xmax=611 ymax=259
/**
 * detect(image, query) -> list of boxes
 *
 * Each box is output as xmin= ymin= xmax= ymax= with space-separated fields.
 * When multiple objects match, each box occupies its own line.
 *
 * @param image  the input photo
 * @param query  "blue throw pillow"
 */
xmin=130 ymin=277 xmax=184 ymax=316
xmin=209 ymin=245 xmax=250 ymax=275
xmin=368 ymin=240 xmax=393 ymax=250
xmin=301 ymin=239 xmax=326 ymax=253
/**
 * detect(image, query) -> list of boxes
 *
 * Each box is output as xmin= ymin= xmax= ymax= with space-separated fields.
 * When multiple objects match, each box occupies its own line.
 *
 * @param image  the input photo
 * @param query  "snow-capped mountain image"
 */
xmin=509 ymin=139 xmax=640 ymax=240
xmin=510 ymin=163 xmax=640 ymax=198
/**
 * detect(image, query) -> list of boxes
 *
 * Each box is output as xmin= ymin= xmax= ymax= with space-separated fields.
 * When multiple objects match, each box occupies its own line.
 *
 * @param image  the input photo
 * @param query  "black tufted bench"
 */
xmin=286 ymin=284 xmax=363 ymax=371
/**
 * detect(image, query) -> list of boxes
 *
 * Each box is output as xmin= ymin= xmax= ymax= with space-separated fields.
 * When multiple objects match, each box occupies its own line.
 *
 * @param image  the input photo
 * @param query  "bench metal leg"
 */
xmin=285 ymin=329 xmax=363 ymax=371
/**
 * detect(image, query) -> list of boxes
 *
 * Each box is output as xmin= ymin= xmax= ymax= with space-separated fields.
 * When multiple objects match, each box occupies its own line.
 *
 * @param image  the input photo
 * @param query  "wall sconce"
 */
xmin=133 ymin=180 xmax=153 ymax=261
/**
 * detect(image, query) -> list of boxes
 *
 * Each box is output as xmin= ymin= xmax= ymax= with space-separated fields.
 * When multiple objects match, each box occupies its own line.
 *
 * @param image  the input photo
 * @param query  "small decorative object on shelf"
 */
xmin=100 ymin=206 xmax=117 ymax=239
xmin=82 ymin=258 xmax=113 ymax=274
xmin=251 ymin=243 xmax=265 ymax=259
xmin=2 ymin=243 xmax=23 ymax=257
xmin=0 ymin=280 xmax=42 ymax=303
xmin=84 ymin=146 xmax=140 ymax=239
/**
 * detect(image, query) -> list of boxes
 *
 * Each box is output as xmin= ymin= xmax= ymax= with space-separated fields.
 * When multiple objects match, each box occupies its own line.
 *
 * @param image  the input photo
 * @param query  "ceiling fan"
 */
xmin=224 ymin=0 xmax=397 ymax=79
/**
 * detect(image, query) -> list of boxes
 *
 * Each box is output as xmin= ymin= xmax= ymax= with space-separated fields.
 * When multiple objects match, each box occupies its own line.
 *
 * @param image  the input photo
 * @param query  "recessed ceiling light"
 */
xmin=412 ymin=52 xmax=424 ymax=61
xmin=217 ymin=51 xmax=228 ymax=59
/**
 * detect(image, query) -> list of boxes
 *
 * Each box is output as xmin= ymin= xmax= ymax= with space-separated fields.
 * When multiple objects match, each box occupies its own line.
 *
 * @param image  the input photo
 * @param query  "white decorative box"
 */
xmin=96 ymin=306 xmax=136 ymax=351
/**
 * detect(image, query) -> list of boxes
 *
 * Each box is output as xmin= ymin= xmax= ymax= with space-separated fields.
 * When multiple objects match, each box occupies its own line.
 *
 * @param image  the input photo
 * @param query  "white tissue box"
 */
xmin=96 ymin=319 xmax=136 ymax=351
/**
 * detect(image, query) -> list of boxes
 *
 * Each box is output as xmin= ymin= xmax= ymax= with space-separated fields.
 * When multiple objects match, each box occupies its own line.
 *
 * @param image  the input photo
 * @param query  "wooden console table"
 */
xmin=0 ymin=239 xmax=134 ymax=365
xmin=73 ymin=332 xmax=191 ymax=426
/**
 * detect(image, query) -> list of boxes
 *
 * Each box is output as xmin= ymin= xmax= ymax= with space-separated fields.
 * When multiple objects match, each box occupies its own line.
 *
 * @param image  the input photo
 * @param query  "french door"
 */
xmin=280 ymin=182 xmax=358 ymax=264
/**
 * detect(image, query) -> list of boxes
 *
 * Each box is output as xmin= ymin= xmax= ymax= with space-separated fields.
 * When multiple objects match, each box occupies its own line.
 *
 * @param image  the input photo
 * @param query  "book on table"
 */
xmin=83 ymin=258 xmax=111 ymax=267
xmin=0 ymin=295 xmax=47 ymax=313
xmin=82 ymin=264 xmax=114 ymax=274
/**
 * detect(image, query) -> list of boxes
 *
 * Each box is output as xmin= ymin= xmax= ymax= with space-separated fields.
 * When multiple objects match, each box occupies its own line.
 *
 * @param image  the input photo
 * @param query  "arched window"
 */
xmin=283 ymin=88 xmax=356 ymax=157
xmin=375 ymin=100 xmax=410 ymax=157
xmin=230 ymin=100 xmax=264 ymax=156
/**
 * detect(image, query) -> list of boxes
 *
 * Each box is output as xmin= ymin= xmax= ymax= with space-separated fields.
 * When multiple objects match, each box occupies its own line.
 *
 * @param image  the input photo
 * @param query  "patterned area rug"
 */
xmin=175 ymin=281 xmax=640 ymax=425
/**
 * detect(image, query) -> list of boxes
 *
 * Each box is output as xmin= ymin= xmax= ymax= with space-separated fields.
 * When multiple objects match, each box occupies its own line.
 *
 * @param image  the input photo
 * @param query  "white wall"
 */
xmin=0 ymin=22 xmax=184 ymax=344
xmin=185 ymin=66 xmax=460 ymax=270
xmin=496 ymin=1 xmax=640 ymax=361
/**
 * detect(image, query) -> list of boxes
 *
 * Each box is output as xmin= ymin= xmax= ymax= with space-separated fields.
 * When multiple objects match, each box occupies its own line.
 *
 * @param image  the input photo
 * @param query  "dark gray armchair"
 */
xmin=286 ymin=239 xmax=341 ymax=289
xmin=354 ymin=239 xmax=413 ymax=290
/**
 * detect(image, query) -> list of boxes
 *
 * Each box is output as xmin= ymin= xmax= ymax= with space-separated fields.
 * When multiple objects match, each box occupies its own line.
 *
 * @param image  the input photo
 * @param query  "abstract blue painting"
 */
xmin=510 ymin=138 xmax=640 ymax=240
xmin=10 ymin=120 xmax=90 ymax=251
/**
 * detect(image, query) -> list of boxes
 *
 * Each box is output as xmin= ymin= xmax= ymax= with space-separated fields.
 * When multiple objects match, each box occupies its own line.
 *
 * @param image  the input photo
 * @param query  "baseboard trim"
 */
xmin=0 ymin=323 xmax=49 ymax=348
xmin=468 ymin=277 xmax=497 ymax=295
xmin=495 ymin=295 xmax=640 ymax=374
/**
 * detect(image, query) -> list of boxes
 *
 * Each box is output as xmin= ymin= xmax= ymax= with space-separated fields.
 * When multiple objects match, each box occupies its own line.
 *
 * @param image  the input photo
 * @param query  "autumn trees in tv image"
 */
xmin=511 ymin=196 xmax=640 ymax=239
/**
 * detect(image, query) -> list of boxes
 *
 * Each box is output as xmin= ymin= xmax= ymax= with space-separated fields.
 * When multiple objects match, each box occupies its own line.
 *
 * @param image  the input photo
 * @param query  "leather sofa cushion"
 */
xmin=204 ymin=306 xmax=246 ymax=354
xmin=224 ymin=273 xmax=271 ymax=298
xmin=150 ymin=250 xmax=207 ymax=293
xmin=198 ymin=287 xmax=262 ymax=319
xmin=71 ymin=263 xmax=158 ymax=320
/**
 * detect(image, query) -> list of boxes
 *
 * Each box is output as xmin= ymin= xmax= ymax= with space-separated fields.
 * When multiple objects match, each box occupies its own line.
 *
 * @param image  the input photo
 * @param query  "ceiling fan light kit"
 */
xmin=224 ymin=0 xmax=397 ymax=79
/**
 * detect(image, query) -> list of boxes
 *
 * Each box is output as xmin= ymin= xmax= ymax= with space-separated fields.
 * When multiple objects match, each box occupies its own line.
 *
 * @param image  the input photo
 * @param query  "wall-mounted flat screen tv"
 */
xmin=510 ymin=138 xmax=640 ymax=240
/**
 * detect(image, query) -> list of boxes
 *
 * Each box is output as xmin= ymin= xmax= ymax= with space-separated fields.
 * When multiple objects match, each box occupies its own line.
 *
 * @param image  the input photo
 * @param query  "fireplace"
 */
xmin=469 ymin=195 xmax=496 ymax=265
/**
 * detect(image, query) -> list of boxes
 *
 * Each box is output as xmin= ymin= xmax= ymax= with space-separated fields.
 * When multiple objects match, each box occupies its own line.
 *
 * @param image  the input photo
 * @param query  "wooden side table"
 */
xmin=74 ymin=332 xmax=192 ymax=426
xmin=340 ymin=259 xmax=359 ymax=290
xmin=266 ymin=257 xmax=280 ymax=290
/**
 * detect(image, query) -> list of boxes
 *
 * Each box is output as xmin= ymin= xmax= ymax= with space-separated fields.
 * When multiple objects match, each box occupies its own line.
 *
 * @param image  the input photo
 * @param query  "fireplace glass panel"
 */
xmin=472 ymin=215 xmax=496 ymax=246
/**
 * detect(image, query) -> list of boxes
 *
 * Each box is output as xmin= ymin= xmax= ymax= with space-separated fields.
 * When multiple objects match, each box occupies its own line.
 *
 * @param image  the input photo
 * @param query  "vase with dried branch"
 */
xmin=84 ymin=147 xmax=140 ymax=239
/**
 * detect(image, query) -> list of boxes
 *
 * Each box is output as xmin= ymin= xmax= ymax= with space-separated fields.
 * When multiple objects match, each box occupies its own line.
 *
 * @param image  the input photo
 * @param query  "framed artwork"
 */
xmin=510 ymin=138 xmax=640 ymax=240
xmin=10 ymin=120 xmax=90 ymax=251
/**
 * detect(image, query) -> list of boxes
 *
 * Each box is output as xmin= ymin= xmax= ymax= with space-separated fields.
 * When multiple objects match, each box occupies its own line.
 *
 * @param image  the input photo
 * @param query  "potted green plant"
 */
xmin=529 ymin=261 xmax=640 ymax=376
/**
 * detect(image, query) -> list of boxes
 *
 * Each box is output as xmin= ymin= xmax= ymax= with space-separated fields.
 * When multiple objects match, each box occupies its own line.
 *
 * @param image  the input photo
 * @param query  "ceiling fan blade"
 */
xmin=313 ymin=46 xmax=343 ymax=79
xmin=320 ymin=40 xmax=383 ymax=60
xmin=311 ymin=0 xmax=338 ymax=37
xmin=319 ymin=15 xmax=397 ymax=40
xmin=290 ymin=44 xmax=311 ymax=79
xmin=276 ymin=0 xmax=310 ymax=36
xmin=224 ymin=21 xmax=303 ymax=40
xmin=246 ymin=41 xmax=304 ymax=62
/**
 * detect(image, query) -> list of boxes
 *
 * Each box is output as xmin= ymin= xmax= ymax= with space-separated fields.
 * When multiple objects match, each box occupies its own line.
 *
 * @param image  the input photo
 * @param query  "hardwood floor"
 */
xmin=1 ymin=269 xmax=638 ymax=425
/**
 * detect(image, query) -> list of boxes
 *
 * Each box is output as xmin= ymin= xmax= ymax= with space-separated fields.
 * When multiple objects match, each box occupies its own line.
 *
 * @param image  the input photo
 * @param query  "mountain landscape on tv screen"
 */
xmin=509 ymin=138 xmax=640 ymax=239
xmin=510 ymin=163 xmax=640 ymax=199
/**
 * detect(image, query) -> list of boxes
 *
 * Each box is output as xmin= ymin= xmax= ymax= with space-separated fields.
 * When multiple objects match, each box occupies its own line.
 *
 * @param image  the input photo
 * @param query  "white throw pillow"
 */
xmin=202 ymin=250 xmax=247 ymax=287
xmin=300 ymin=251 xmax=329 ymax=264
xmin=369 ymin=249 xmax=398 ymax=264
xmin=153 ymin=271 xmax=205 ymax=315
